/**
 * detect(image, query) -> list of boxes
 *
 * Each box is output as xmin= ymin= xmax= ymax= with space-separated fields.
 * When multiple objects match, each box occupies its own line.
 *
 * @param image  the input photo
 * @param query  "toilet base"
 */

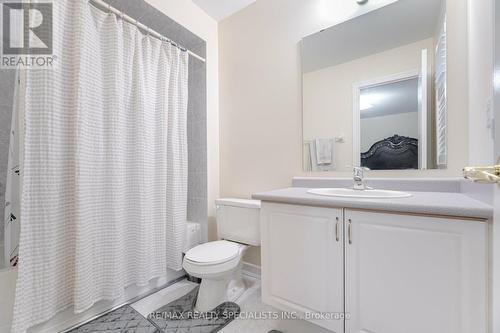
xmin=194 ymin=263 xmax=247 ymax=312
xmin=195 ymin=277 xmax=231 ymax=312
xmin=226 ymin=265 xmax=246 ymax=302
xmin=186 ymin=242 xmax=250 ymax=312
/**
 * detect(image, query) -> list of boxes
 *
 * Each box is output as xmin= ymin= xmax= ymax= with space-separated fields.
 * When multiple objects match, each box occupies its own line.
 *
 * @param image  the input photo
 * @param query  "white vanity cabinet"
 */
xmin=344 ymin=210 xmax=487 ymax=333
xmin=260 ymin=203 xmax=488 ymax=333
xmin=260 ymin=203 xmax=344 ymax=332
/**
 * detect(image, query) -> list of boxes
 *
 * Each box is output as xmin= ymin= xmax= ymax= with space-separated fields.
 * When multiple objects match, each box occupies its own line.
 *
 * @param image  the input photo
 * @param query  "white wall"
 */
xmin=219 ymin=0 xmax=469 ymax=265
xmin=468 ymin=0 xmax=495 ymax=166
xmin=361 ymin=112 xmax=419 ymax=152
xmin=145 ymin=0 xmax=220 ymax=236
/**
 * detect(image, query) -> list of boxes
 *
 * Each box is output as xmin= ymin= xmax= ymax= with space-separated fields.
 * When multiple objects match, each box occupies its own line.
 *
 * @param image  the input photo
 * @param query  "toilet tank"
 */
xmin=215 ymin=198 xmax=261 ymax=246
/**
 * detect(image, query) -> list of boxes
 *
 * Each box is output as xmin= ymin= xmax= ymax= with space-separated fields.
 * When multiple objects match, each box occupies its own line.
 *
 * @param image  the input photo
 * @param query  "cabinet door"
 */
xmin=345 ymin=210 xmax=488 ymax=333
xmin=261 ymin=203 xmax=344 ymax=332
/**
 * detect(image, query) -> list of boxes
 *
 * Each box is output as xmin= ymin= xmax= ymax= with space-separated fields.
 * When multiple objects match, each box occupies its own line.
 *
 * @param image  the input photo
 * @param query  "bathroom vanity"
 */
xmin=253 ymin=179 xmax=493 ymax=333
xmin=264 ymin=0 xmax=496 ymax=330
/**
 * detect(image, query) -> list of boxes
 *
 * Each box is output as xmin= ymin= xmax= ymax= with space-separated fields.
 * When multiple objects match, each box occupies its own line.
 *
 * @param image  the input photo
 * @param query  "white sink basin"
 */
xmin=307 ymin=188 xmax=412 ymax=199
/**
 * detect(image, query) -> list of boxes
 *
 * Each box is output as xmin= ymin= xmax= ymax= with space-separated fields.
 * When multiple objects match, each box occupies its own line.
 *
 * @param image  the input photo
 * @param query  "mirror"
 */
xmin=302 ymin=0 xmax=447 ymax=171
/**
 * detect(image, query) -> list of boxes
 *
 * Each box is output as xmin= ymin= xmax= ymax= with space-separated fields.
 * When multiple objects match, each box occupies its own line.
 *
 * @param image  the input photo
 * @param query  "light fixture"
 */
xmin=357 ymin=0 xmax=369 ymax=5
xmin=317 ymin=0 xmax=336 ymax=22
xmin=360 ymin=101 xmax=374 ymax=111
xmin=495 ymin=69 xmax=500 ymax=91
xmin=360 ymin=93 xmax=384 ymax=111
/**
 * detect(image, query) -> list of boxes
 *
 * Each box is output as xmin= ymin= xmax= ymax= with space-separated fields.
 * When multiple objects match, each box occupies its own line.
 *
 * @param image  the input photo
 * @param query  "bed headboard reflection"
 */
xmin=361 ymin=135 xmax=418 ymax=170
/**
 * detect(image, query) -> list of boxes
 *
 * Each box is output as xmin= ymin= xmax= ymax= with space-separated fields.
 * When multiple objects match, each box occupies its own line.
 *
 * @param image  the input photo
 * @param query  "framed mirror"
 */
xmin=302 ymin=0 xmax=447 ymax=171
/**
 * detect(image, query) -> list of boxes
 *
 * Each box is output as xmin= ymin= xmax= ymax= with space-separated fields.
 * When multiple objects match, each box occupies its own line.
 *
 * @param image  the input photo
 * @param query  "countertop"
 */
xmin=252 ymin=187 xmax=494 ymax=220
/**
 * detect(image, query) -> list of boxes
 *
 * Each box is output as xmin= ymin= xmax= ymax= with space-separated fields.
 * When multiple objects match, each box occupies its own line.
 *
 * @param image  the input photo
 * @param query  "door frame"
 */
xmin=493 ymin=1 xmax=500 ymax=332
xmin=352 ymin=69 xmax=421 ymax=167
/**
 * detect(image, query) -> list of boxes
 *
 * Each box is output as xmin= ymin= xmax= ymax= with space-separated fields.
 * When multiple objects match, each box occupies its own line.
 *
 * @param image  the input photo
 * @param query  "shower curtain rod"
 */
xmin=89 ymin=0 xmax=206 ymax=63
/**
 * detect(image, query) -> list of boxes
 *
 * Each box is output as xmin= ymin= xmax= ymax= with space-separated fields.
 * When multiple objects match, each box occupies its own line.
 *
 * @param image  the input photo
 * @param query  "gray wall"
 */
xmin=187 ymin=53 xmax=208 ymax=242
xmin=0 ymin=69 xmax=16 ymax=267
xmin=102 ymin=0 xmax=209 ymax=241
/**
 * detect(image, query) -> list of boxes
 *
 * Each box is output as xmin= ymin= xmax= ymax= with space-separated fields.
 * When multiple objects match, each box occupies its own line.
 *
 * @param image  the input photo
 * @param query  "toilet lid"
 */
xmin=185 ymin=240 xmax=240 ymax=265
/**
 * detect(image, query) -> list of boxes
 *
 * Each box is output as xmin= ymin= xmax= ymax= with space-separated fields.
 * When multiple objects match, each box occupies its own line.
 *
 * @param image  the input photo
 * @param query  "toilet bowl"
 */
xmin=183 ymin=240 xmax=248 ymax=311
xmin=182 ymin=198 xmax=261 ymax=312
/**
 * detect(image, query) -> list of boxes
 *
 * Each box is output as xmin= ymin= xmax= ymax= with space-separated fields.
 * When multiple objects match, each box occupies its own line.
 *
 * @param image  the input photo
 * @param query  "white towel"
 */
xmin=315 ymin=138 xmax=334 ymax=165
xmin=308 ymin=140 xmax=336 ymax=172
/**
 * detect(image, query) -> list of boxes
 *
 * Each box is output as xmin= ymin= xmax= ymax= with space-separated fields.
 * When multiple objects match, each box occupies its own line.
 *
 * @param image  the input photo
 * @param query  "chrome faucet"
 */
xmin=353 ymin=167 xmax=370 ymax=190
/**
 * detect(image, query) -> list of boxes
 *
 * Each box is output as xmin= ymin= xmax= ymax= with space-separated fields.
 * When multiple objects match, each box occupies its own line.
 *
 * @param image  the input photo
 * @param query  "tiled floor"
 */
xmin=132 ymin=280 xmax=200 ymax=317
xmin=219 ymin=277 xmax=332 ymax=333
xmin=69 ymin=279 xmax=241 ymax=333
xmin=70 ymin=275 xmax=331 ymax=333
xmin=147 ymin=286 xmax=240 ymax=333
xmin=68 ymin=305 xmax=159 ymax=333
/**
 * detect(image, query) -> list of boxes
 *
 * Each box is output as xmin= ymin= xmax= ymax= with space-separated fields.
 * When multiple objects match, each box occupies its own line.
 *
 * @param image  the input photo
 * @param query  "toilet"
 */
xmin=183 ymin=198 xmax=261 ymax=312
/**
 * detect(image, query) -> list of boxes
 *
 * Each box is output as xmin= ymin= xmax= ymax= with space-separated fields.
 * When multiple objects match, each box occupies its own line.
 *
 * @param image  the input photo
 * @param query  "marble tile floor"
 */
xmin=69 ymin=280 xmax=239 ymax=333
xmin=147 ymin=286 xmax=240 ymax=332
xmin=218 ymin=278 xmax=332 ymax=333
xmin=131 ymin=280 xmax=200 ymax=317
xmin=69 ymin=275 xmax=330 ymax=333
xmin=68 ymin=305 xmax=159 ymax=333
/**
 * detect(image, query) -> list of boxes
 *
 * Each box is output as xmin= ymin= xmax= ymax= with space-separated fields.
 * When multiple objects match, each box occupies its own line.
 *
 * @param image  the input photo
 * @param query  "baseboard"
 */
xmin=242 ymin=261 xmax=261 ymax=279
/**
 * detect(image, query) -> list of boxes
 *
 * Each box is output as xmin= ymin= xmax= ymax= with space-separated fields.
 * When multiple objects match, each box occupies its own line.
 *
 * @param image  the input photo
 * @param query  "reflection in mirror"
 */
xmin=359 ymin=77 xmax=419 ymax=170
xmin=302 ymin=0 xmax=447 ymax=171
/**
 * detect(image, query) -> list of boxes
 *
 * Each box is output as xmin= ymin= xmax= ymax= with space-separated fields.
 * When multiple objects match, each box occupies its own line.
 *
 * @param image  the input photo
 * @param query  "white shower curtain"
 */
xmin=12 ymin=1 xmax=188 ymax=332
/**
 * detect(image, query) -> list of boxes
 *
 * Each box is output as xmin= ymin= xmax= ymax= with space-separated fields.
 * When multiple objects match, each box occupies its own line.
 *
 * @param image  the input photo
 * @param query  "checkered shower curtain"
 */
xmin=12 ymin=1 xmax=188 ymax=332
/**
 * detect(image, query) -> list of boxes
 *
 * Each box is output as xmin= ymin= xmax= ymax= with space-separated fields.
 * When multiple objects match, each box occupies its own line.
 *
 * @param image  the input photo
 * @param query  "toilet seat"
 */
xmin=184 ymin=240 xmax=240 ymax=266
xmin=183 ymin=241 xmax=244 ymax=280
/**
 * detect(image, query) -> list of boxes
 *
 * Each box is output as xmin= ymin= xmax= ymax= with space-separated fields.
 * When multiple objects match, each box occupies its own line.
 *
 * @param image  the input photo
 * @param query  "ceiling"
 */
xmin=192 ymin=0 xmax=257 ymax=21
xmin=360 ymin=78 xmax=419 ymax=119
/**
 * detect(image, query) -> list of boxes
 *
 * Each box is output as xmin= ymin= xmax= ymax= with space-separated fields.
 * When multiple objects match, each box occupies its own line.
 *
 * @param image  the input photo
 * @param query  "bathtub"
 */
xmin=0 ymin=267 xmax=17 ymax=333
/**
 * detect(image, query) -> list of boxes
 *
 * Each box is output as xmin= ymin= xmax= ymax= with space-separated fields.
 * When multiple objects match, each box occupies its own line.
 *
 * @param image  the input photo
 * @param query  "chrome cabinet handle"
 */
xmin=335 ymin=217 xmax=339 ymax=242
xmin=348 ymin=219 xmax=352 ymax=244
